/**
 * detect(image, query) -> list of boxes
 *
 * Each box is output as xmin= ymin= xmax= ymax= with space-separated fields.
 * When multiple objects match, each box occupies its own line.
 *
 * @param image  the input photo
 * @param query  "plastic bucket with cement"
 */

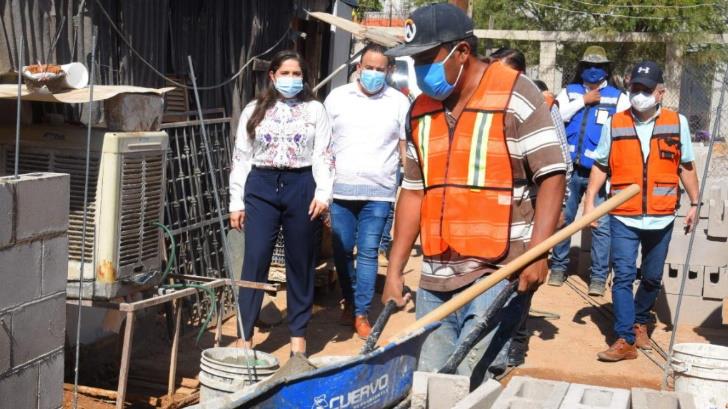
xmin=199 ymin=348 xmax=279 ymax=403
xmin=60 ymin=62 xmax=88 ymax=89
xmin=671 ymin=343 xmax=728 ymax=408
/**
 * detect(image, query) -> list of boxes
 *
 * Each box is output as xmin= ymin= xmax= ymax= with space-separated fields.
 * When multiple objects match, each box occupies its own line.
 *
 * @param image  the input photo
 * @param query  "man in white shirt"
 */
xmin=549 ymin=46 xmax=630 ymax=296
xmin=324 ymin=43 xmax=410 ymax=339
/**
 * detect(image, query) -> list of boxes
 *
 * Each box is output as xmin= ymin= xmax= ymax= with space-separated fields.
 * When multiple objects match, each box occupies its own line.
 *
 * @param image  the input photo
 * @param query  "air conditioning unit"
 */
xmin=0 ymin=125 xmax=169 ymax=300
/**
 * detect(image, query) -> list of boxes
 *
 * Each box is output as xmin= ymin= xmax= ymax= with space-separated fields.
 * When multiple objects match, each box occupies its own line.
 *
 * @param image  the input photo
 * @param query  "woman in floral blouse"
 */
xmin=229 ymin=50 xmax=334 ymax=355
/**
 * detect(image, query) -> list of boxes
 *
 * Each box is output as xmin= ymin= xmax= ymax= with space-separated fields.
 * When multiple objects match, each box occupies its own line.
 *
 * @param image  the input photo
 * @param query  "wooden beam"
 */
xmin=119 ymin=279 xmax=227 ymax=312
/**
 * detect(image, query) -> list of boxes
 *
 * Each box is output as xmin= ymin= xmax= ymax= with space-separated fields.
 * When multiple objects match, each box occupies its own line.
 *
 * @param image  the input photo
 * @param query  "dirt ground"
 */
xmin=64 ymin=246 xmax=728 ymax=408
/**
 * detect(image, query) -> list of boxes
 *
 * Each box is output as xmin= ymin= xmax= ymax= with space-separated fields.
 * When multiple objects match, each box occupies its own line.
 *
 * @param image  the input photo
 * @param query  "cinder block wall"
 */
xmin=0 ymin=173 xmax=69 ymax=409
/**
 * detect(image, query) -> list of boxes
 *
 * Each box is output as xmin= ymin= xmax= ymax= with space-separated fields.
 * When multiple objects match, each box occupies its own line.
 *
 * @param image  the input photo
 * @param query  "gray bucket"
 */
xmin=199 ymin=348 xmax=279 ymax=403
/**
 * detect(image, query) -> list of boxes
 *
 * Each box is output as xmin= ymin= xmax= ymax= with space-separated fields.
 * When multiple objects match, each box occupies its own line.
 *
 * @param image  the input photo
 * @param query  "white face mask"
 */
xmin=629 ymin=91 xmax=657 ymax=112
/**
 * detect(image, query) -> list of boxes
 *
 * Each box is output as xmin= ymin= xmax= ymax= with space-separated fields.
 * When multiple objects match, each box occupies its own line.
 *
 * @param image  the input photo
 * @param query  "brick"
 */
xmin=453 ymin=379 xmax=502 ymax=409
xmin=631 ymin=387 xmax=696 ymax=409
xmin=41 ymin=235 xmax=68 ymax=296
xmin=0 ymin=178 xmax=14 ymax=248
xmin=655 ymin=291 xmax=724 ymax=329
xmin=560 ymin=383 xmax=630 ymax=409
xmin=411 ymin=371 xmax=470 ymax=409
xmin=38 ymin=350 xmax=64 ymax=409
xmin=15 ymin=173 xmax=69 ymax=241
xmin=662 ymin=264 xmax=704 ymax=296
xmin=11 ymin=294 xmax=65 ymax=367
xmin=0 ymin=241 xmax=42 ymax=312
xmin=703 ymin=266 xmax=728 ymax=300
xmin=0 ymin=364 xmax=39 ymax=409
xmin=0 ymin=313 xmax=10 ymax=373
xmin=492 ymin=376 xmax=569 ymax=409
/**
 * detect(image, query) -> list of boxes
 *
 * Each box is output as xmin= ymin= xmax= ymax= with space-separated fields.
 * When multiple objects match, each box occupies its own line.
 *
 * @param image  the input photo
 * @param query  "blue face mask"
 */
xmin=414 ymin=47 xmax=463 ymax=101
xmin=359 ymin=69 xmax=387 ymax=94
xmin=274 ymin=76 xmax=304 ymax=98
xmin=582 ymin=67 xmax=607 ymax=84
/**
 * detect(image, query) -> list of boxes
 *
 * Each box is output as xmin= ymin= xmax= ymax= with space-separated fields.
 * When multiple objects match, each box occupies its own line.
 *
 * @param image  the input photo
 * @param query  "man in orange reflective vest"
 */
xmin=381 ymin=3 xmax=566 ymax=380
xmin=583 ymin=61 xmax=699 ymax=362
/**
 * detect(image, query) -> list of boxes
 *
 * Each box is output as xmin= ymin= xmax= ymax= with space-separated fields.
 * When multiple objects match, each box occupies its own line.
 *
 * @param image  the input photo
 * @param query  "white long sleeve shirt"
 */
xmin=556 ymin=81 xmax=630 ymax=122
xmin=228 ymin=98 xmax=334 ymax=212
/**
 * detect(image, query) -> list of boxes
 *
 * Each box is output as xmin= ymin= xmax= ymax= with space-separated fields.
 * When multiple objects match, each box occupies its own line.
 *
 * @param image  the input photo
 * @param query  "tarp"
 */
xmin=0 ymin=85 xmax=175 ymax=104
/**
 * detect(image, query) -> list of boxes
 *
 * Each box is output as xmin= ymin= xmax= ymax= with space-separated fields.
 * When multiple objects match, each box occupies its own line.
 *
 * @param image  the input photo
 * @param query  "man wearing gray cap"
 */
xmin=381 ymin=3 xmax=566 ymax=381
xmin=549 ymin=46 xmax=630 ymax=295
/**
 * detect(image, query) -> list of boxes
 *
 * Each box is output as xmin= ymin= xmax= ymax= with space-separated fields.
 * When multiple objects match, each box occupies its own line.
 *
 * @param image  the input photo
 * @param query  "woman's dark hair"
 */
xmin=246 ymin=50 xmax=315 ymax=138
xmin=489 ymin=47 xmax=526 ymax=72
xmin=533 ymin=79 xmax=549 ymax=92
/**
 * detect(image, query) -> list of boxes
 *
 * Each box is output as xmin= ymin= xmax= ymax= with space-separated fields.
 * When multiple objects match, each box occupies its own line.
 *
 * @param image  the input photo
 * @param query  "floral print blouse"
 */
xmin=229 ymin=98 xmax=334 ymax=212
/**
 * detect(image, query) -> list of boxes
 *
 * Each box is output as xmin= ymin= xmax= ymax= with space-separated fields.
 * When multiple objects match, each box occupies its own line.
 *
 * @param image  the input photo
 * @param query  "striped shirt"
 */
xmin=403 ymin=74 xmax=567 ymax=292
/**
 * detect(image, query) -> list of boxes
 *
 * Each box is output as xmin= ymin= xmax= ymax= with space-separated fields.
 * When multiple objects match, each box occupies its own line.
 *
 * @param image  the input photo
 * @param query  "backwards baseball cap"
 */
xmin=385 ymin=3 xmax=474 ymax=58
xmin=630 ymin=61 xmax=663 ymax=89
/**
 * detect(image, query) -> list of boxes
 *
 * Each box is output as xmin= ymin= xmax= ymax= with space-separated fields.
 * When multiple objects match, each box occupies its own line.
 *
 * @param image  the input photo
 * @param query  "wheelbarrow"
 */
xmin=193 ymin=184 xmax=639 ymax=409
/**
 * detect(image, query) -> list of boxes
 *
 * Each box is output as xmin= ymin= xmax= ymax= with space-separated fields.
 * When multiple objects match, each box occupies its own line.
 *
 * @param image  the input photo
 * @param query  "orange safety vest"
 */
xmin=409 ymin=61 xmax=520 ymax=260
xmin=544 ymin=93 xmax=556 ymax=109
xmin=608 ymin=109 xmax=682 ymax=216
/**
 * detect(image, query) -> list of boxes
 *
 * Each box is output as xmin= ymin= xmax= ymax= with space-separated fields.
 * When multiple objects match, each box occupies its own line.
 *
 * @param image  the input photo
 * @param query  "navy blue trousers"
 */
xmin=239 ymin=167 xmax=321 ymax=339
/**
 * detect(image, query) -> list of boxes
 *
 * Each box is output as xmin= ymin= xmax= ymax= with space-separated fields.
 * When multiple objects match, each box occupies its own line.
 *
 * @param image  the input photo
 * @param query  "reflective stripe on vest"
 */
xmin=409 ymin=61 xmax=518 ymax=260
xmin=565 ymin=84 xmax=621 ymax=169
xmin=608 ymin=109 xmax=682 ymax=216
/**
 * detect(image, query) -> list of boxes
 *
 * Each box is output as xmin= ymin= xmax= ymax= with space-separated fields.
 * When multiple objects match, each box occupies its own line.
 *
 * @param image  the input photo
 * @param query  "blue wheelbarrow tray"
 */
xmin=195 ymin=322 xmax=440 ymax=409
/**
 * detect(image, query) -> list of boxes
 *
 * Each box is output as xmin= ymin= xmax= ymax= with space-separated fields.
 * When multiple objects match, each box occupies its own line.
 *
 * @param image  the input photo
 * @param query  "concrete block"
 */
xmin=560 ymin=383 xmax=629 ymax=409
xmin=0 ymin=364 xmax=39 ymax=409
xmin=703 ymin=266 xmax=728 ymax=300
xmin=38 ymin=350 xmax=64 ymax=409
xmin=0 ymin=241 xmax=42 ymax=312
xmin=662 ymin=264 xmax=704 ymax=296
xmin=0 ymin=313 xmax=10 ymax=373
xmin=41 ymin=235 xmax=68 ymax=296
xmin=655 ymin=291 xmax=724 ymax=328
xmin=412 ymin=371 xmax=470 ymax=409
xmin=15 ymin=173 xmax=69 ymax=241
xmin=0 ymin=179 xmax=14 ymax=248
xmin=11 ymin=294 xmax=65 ymax=367
xmin=452 ymin=379 xmax=502 ymax=409
xmin=631 ymin=387 xmax=696 ymax=409
xmin=105 ymin=93 xmax=163 ymax=131
xmin=492 ymin=376 xmax=569 ymax=409
xmin=706 ymin=186 xmax=728 ymax=239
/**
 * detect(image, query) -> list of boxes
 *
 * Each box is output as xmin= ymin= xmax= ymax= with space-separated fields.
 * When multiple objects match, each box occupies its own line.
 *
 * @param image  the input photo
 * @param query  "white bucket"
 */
xmin=199 ymin=348 xmax=279 ymax=403
xmin=60 ymin=62 xmax=89 ymax=89
xmin=671 ymin=343 xmax=728 ymax=408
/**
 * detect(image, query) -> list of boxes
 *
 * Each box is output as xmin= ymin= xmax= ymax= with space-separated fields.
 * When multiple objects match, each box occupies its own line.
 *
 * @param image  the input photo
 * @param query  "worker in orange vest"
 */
xmin=381 ymin=3 xmax=566 ymax=380
xmin=583 ymin=61 xmax=699 ymax=362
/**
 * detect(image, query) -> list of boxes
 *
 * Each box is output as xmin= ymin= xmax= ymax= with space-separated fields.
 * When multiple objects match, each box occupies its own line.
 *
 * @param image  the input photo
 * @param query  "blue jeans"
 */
xmin=550 ymin=166 xmax=610 ymax=283
xmin=331 ymin=200 xmax=391 ymax=317
xmin=379 ymin=167 xmax=403 ymax=253
xmin=416 ymin=279 xmax=527 ymax=385
xmin=611 ymin=218 xmax=674 ymax=344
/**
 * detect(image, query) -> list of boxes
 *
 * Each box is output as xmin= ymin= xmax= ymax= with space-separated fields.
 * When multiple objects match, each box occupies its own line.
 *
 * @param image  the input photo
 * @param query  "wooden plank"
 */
xmin=723 ymin=298 xmax=728 ymax=325
xmin=119 ymin=279 xmax=227 ymax=311
xmin=168 ymin=300 xmax=183 ymax=398
xmin=116 ymin=311 xmax=135 ymax=409
xmin=169 ymin=274 xmax=279 ymax=292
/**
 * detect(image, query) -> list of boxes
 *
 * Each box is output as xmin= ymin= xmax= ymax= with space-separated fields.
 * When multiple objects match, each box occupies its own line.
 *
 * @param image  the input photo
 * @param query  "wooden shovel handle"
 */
xmin=388 ymin=183 xmax=640 ymax=343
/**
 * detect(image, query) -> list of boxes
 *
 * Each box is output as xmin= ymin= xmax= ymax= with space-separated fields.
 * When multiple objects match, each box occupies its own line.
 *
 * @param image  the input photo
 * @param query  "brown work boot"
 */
xmin=354 ymin=315 xmax=372 ymax=340
xmin=633 ymin=324 xmax=652 ymax=350
xmin=597 ymin=338 xmax=638 ymax=362
xmin=339 ymin=300 xmax=353 ymax=326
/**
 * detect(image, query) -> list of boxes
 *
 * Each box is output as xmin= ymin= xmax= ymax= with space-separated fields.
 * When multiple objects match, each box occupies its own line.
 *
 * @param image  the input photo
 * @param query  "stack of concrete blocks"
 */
xmin=0 ymin=173 xmax=69 ymax=409
xmin=492 ymin=376 xmax=569 ymax=409
xmin=559 ymin=383 xmax=630 ymax=409
xmin=631 ymin=388 xmax=696 ymax=409
xmin=656 ymin=143 xmax=728 ymax=328
xmin=410 ymin=372 xmax=502 ymax=409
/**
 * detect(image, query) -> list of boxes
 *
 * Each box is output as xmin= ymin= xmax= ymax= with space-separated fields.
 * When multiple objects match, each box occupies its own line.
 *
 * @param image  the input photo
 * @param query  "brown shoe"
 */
xmin=339 ymin=301 xmax=353 ymax=326
xmin=597 ymin=338 xmax=638 ymax=362
xmin=354 ymin=315 xmax=372 ymax=340
xmin=633 ymin=324 xmax=652 ymax=350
